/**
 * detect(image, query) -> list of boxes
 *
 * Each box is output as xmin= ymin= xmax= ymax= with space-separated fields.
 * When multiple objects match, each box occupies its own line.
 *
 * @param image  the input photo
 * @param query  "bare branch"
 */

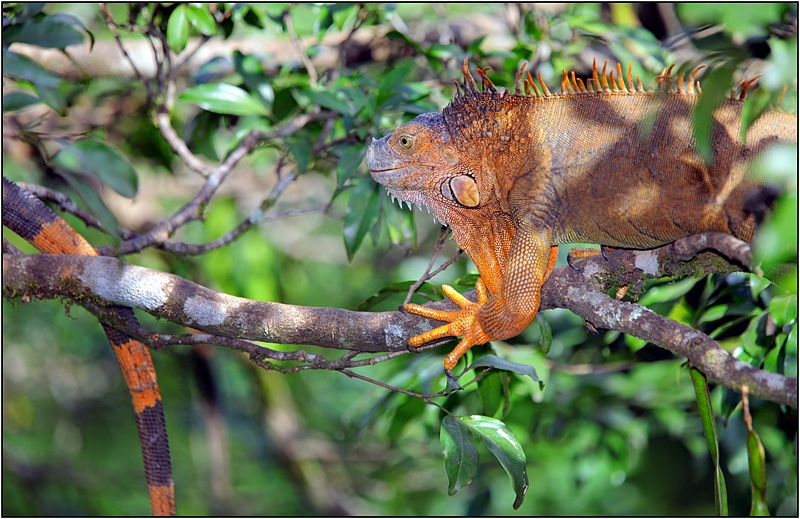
xmin=94 ymin=112 xmax=339 ymax=257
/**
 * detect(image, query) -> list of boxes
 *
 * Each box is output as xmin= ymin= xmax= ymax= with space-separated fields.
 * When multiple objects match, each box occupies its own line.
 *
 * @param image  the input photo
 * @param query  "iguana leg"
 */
xmin=405 ymin=245 xmax=560 ymax=377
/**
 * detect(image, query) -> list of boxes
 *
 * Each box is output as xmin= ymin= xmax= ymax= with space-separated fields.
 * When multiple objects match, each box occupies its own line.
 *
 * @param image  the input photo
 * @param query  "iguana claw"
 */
xmin=403 ymin=278 xmax=491 ymax=373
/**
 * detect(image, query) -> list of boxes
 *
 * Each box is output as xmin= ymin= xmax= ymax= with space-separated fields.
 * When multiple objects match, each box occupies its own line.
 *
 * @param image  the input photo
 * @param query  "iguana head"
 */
xmin=366 ymin=95 xmax=538 ymax=228
xmin=367 ymin=111 xmax=476 ymax=226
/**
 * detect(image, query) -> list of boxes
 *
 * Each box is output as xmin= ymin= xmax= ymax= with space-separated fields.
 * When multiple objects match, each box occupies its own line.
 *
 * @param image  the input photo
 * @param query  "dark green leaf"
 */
xmin=466 ymin=354 xmax=540 ymax=383
xmin=343 ymin=180 xmax=381 ymax=260
xmin=185 ymin=5 xmax=217 ymax=36
xmin=459 ymin=415 xmax=529 ymax=509
xmin=769 ymin=295 xmax=797 ymax=329
xmin=3 ymin=91 xmax=41 ymax=112
xmin=233 ymin=51 xmax=274 ymax=111
xmin=52 ymin=140 xmax=138 ymax=198
xmin=179 ymin=83 xmax=270 ymax=116
xmin=51 ymin=141 xmax=134 ymax=193
xmin=2 ymin=49 xmax=65 ymax=112
xmin=335 ymin=144 xmax=367 ymax=186
xmin=2 ymin=16 xmax=85 ymax=50
xmin=478 ymin=370 xmax=505 ymax=418
xmin=440 ymin=415 xmax=479 ymax=496
xmin=378 ymin=59 xmax=416 ymax=97
xmin=285 ymin=138 xmax=311 ymax=173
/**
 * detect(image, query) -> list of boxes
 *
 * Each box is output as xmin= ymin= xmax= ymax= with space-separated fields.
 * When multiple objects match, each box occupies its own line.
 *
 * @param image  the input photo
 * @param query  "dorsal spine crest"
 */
xmin=456 ymin=57 xmax=777 ymax=104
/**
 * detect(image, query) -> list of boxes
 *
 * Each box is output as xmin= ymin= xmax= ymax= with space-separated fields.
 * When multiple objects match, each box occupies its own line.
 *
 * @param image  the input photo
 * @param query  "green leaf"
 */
xmin=378 ymin=59 xmax=416 ymax=97
xmin=285 ymin=137 xmax=311 ymax=173
xmin=179 ymin=83 xmax=270 ymax=116
xmin=690 ymin=367 xmax=728 ymax=515
xmin=477 ymin=370 xmax=506 ymax=418
xmin=57 ymin=170 xmax=121 ymax=243
xmin=466 ymin=354 xmax=541 ymax=383
xmin=440 ymin=415 xmax=479 ymax=496
xmin=536 ymin=312 xmax=552 ymax=354
xmin=2 ymin=16 xmax=85 ymax=50
xmin=336 ymin=144 xmax=367 ymax=186
xmin=382 ymin=194 xmax=416 ymax=248
xmin=769 ymin=295 xmax=797 ymax=330
xmin=303 ymin=88 xmax=356 ymax=116
xmin=185 ymin=5 xmax=217 ymax=36
xmin=354 ymin=281 xmax=438 ymax=312
xmin=233 ymin=51 xmax=274 ymax=111
xmin=52 ymin=139 xmax=138 ymax=198
xmin=747 ymin=424 xmax=770 ymax=515
xmin=2 ymin=48 xmax=65 ymax=112
xmin=459 ymin=415 xmax=529 ymax=509
xmin=343 ymin=180 xmax=381 ymax=260
xmin=3 ymin=91 xmax=41 ymax=112
xmin=167 ymin=4 xmax=189 ymax=53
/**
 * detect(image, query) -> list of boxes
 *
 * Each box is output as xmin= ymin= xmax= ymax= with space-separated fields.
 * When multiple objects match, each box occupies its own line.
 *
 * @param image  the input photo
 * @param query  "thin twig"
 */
xmin=99 ymin=4 xmax=152 ymax=102
xmin=404 ymin=226 xmax=460 ymax=305
xmin=283 ymin=9 xmax=318 ymax=87
xmin=17 ymin=182 xmax=138 ymax=240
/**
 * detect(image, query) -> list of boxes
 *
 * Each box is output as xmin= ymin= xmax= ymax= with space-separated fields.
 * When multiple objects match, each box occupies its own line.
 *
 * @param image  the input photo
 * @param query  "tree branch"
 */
xmin=3 ymin=232 xmax=796 ymax=408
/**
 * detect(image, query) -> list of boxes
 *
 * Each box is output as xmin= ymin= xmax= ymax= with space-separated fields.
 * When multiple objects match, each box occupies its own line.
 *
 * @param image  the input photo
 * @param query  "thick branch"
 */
xmin=3 ymin=233 xmax=796 ymax=408
xmin=2 ymin=253 xmax=413 ymax=355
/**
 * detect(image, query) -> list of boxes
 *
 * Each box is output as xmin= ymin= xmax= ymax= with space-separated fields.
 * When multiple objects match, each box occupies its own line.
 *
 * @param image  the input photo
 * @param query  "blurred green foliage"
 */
xmin=3 ymin=2 xmax=797 ymax=515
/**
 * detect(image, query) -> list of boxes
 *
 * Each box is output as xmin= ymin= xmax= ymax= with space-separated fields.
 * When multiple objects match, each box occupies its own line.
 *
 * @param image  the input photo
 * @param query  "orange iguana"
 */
xmin=367 ymin=58 xmax=797 ymax=378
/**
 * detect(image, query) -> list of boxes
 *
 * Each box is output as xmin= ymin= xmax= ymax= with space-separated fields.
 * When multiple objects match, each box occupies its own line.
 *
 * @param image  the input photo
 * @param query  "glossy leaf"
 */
xmin=167 ymin=5 xmax=189 ymax=53
xmin=179 ymin=83 xmax=270 ymax=116
xmin=185 ymin=5 xmax=217 ymax=35
xmin=441 ymin=415 xmax=479 ymax=496
xmin=52 ymin=139 xmax=138 ymax=198
xmin=459 ymin=415 xmax=529 ymax=509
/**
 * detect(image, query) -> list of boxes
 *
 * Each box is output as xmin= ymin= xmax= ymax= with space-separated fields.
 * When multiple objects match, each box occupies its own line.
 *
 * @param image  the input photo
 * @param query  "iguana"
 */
xmin=367 ymin=58 xmax=797 ymax=378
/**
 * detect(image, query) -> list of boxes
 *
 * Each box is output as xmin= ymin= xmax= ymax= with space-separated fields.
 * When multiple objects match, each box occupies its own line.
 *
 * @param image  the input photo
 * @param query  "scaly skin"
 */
xmin=367 ymin=58 xmax=797 ymax=377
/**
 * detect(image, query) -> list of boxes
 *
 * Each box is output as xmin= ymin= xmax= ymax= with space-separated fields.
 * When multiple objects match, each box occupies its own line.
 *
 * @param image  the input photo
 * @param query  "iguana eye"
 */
xmin=447 ymin=175 xmax=480 ymax=207
xmin=398 ymin=134 xmax=414 ymax=149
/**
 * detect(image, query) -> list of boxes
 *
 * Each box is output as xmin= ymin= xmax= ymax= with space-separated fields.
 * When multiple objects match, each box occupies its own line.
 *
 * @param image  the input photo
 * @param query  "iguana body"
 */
xmin=367 ymin=59 xmax=797 ymax=376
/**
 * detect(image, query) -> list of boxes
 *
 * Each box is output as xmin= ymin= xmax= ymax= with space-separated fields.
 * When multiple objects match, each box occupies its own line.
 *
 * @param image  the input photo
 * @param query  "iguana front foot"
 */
xmin=404 ymin=278 xmax=491 ymax=374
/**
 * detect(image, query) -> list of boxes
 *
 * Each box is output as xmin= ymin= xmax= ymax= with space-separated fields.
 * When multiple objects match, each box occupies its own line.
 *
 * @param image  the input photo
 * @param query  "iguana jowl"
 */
xmin=366 ymin=58 xmax=797 ymax=377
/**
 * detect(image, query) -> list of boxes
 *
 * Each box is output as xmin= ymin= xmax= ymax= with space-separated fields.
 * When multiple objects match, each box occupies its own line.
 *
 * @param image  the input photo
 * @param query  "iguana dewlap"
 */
xmin=367 ymin=58 xmax=797 ymax=377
